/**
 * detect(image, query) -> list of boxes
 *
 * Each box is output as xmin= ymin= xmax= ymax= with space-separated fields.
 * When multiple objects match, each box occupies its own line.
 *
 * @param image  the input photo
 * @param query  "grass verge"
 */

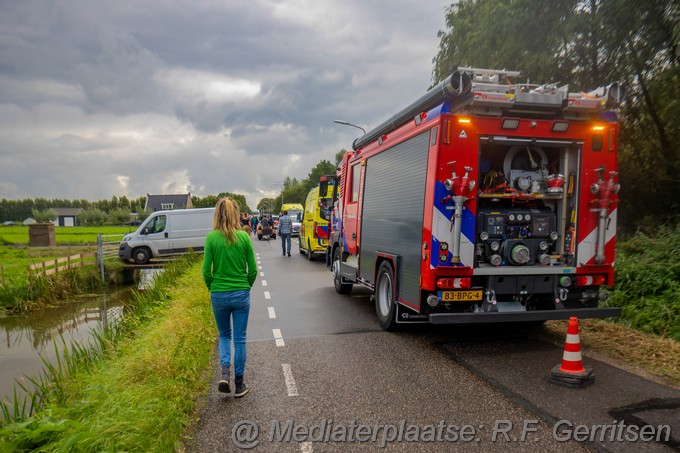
xmin=0 ymin=256 xmax=216 ymax=451
xmin=542 ymin=319 xmax=680 ymax=386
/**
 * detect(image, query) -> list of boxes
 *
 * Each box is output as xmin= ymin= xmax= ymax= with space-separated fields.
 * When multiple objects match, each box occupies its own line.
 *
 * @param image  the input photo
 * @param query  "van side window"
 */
xmin=149 ymin=215 xmax=167 ymax=233
xmin=350 ymin=164 xmax=361 ymax=202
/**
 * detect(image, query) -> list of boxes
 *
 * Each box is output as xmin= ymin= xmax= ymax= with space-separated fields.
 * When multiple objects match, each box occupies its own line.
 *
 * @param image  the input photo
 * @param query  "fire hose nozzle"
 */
xmin=590 ymin=183 xmax=600 ymax=195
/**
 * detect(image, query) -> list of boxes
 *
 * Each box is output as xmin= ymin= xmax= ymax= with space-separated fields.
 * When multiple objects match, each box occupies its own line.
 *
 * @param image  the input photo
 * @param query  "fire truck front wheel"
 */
xmin=375 ymin=262 xmax=397 ymax=331
xmin=333 ymin=247 xmax=352 ymax=295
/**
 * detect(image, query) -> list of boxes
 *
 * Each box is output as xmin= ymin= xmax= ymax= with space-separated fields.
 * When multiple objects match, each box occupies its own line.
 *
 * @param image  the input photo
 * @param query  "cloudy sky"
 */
xmin=0 ymin=0 xmax=449 ymax=209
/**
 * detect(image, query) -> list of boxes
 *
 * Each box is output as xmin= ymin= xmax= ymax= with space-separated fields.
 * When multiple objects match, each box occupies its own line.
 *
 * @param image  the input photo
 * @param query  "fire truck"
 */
xmin=327 ymin=67 xmax=624 ymax=330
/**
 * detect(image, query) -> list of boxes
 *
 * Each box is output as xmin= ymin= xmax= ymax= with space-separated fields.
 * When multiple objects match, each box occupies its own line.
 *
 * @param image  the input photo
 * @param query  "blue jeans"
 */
xmin=210 ymin=290 xmax=250 ymax=377
xmin=281 ymin=233 xmax=291 ymax=255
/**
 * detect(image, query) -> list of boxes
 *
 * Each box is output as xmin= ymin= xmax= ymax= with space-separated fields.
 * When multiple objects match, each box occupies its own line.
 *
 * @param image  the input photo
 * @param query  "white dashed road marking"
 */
xmin=282 ymin=364 xmax=299 ymax=396
xmin=262 ymin=280 xmax=267 ymax=286
xmin=264 ymin=291 xmax=271 ymax=300
xmin=268 ymin=307 xmax=276 ymax=319
xmin=273 ymin=329 xmax=285 ymax=347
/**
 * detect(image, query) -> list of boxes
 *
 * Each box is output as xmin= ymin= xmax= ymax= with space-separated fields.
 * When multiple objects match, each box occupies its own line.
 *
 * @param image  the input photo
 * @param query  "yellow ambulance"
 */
xmin=299 ymin=186 xmax=332 ymax=260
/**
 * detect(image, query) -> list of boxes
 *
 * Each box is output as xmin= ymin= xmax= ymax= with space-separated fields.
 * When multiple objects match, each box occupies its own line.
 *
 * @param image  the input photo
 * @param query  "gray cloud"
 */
xmin=0 ymin=0 xmax=448 ymax=209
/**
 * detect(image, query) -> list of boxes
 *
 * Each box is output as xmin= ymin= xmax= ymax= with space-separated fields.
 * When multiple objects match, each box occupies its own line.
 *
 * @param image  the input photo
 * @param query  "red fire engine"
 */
xmin=328 ymin=67 xmax=623 ymax=330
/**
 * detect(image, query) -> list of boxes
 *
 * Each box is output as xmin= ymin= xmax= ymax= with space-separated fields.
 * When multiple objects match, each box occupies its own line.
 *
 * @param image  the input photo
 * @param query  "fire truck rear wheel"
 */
xmin=375 ymin=261 xmax=397 ymax=331
xmin=333 ymin=247 xmax=352 ymax=295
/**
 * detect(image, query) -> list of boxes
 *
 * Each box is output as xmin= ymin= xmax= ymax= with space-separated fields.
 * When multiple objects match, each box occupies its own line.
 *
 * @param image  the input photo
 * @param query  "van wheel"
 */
xmin=333 ymin=247 xmax=352 ymax=295
xmin=133 ymin=248 xmax=151 ymax=265
xmin=306 ymin=241 xmax=314 ymax=261
xmin=375 ymin=262 xmax=397 ymax=330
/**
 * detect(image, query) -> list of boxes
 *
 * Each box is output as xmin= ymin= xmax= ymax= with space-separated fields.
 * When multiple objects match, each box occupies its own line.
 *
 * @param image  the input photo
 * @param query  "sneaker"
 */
xmin=234 ymin=382 xmax=250 ymax=398
xmin=218 ymin=379 xmax=231 ymax=394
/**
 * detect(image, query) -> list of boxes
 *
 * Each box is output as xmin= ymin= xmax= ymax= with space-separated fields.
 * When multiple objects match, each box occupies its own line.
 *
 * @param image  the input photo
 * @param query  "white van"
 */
xmin=119 ymin=207 xmax=215 ymax=264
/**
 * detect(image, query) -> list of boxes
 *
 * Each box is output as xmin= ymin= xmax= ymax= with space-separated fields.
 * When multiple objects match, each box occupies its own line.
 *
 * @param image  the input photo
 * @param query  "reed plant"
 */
xmin=0 ymin=267 xmax=103 ymax=315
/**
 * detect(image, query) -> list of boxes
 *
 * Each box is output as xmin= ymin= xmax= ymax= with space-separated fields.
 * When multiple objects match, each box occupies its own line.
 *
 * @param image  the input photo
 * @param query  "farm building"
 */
xmin=52 ymin=208 xmax=82 ymax=227
xmin=144 ymin=194 xmax=192 ymax=212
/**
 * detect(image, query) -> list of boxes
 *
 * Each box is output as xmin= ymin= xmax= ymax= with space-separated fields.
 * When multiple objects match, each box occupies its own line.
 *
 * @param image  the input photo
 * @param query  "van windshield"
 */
xmin=288 ymin=210 xmax=303 ymax=222
xmin=145 ymin=215 xmax=167 ymax=234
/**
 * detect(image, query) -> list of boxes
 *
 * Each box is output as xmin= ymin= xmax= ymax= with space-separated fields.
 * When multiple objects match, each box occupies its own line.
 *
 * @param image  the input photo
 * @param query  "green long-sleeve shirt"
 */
xmin=202 ymin=229 xmax=257 ymax=292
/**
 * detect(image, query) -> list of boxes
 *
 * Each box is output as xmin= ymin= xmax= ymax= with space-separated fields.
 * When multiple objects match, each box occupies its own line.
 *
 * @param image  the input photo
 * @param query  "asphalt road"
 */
xmin=189 ymin=235 xmax=680 ymax=453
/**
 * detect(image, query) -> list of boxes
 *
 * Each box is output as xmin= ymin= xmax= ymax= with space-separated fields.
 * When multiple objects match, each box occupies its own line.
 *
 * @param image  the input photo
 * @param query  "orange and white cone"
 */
xmin=550 ymin=317 xmax=594 ymax=387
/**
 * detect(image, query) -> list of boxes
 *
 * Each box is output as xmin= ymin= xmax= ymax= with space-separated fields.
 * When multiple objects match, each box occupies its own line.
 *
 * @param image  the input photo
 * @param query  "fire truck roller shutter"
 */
xmin=359 ymin=131 xmax=430 ymax=307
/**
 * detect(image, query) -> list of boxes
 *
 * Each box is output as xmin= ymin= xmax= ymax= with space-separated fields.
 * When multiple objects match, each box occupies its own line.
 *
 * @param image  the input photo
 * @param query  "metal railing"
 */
xmin=97 ymin=233 xmax=126 ymax=283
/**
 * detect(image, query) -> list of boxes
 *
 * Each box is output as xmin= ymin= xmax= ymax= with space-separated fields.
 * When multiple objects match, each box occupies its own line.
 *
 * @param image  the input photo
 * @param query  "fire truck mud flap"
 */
xmin=429 ymin=307 xmax=621 ymax=324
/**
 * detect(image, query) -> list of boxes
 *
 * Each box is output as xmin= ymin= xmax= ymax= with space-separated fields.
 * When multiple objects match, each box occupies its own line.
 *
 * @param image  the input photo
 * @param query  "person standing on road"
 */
xmin=202 ymin=197 xmax=257 ymax=397
xmin=278 ymin=210 xmax=292 ymax=256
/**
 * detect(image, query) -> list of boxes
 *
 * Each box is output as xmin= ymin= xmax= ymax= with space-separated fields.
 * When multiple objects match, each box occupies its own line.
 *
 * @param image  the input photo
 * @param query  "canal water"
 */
xmin=0 ymin=277 xmax=159 ymax=407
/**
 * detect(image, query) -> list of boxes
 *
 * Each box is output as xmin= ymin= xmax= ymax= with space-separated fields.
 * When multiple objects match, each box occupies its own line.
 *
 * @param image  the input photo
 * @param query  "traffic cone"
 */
xmin=550 ymin=317 xmax=594 ymax=388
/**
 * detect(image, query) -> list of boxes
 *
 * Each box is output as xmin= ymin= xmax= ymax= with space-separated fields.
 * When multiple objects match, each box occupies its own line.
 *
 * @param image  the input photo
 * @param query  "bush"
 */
xmin=31 ymin=209 xmax=57 ymax=223
xmin=78 ymin=209 xmax=109 ymax=226
xmin=607 ymin=224 xmax=680 ymax=340
xmin=109 ymin=208 xmax=132 ymax=225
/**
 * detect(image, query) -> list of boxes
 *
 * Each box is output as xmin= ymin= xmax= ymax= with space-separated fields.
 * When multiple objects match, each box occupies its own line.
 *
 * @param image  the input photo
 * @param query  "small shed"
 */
xmin=29 ymin=223 xmax=56 ymax=247
xmin=52 ymin=208 xmax=82 ymax=227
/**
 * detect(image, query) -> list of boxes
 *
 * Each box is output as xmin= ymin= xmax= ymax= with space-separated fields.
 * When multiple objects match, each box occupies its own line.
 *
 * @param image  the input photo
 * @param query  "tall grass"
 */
xmin=0 ymin=253 xmax=213 ymax=451
xmin=606 ymin=224 xmax=680 ymax=340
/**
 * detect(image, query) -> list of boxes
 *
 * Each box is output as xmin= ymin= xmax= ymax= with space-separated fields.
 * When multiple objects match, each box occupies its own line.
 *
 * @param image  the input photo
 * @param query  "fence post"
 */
xmin=98 ymin=233 xmax=105 ymax=284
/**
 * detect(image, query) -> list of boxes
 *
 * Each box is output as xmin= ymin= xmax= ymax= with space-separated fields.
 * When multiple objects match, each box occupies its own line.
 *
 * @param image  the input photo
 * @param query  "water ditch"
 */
xmin=0 ymin=269 xmax=162 ymax=406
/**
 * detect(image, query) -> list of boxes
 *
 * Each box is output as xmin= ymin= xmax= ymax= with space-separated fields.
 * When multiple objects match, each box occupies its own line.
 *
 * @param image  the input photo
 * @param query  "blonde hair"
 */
xmin=213 ymin=197 xmax=241 ymax=245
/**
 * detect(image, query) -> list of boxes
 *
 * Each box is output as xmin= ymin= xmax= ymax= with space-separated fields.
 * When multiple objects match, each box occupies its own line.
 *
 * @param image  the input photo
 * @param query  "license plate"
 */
xmin=438 ymin=290 xmax=483 ymax=302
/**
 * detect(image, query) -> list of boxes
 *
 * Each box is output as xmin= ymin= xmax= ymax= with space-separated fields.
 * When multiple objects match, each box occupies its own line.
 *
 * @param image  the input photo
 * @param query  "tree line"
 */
xmin=0 ymin=155 xmax=343 ymax=225
xmin=0 ymin=193 xmax=252 ymax=226
xmin=433 ymin=0 xmax=678 ymax=235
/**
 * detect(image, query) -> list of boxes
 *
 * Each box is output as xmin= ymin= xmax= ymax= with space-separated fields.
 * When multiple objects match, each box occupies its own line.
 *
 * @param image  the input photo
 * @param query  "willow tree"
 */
xmin=433 ymin=0 xmax=679 ymax=232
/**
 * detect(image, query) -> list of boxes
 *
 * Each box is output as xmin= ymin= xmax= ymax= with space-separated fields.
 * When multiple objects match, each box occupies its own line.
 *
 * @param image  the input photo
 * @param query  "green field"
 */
xmin=0 ymin=225 xmax=134 ymax=245
xmin=0 ymin=226 xmax=132 ymax=284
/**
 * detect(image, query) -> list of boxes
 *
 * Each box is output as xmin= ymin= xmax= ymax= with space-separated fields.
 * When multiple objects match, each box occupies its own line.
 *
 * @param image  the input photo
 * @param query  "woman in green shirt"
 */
xmin=202 ymin=197 xmax=257 ymax=397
